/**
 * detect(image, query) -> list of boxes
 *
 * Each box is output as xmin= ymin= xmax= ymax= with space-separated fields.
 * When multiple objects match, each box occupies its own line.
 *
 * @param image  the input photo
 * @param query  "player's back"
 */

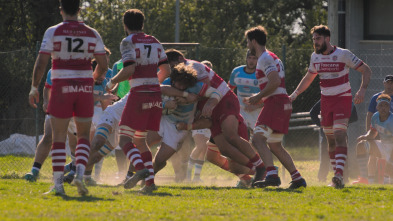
xmin=121 ymin=33 xmax=167 ymax=92
xmin=41 ymin=21 xmax=105 ymax=80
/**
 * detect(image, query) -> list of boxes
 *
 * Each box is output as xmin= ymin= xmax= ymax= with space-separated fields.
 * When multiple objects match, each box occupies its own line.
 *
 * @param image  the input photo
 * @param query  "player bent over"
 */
xmin=354 ymin=94 xmax=393 ymax=185
xmin=150 ymin=63 xmax=221 ymax=184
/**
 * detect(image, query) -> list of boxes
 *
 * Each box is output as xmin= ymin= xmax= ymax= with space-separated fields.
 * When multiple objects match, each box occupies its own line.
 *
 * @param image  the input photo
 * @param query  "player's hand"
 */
xmin=29 ymin=86 xmax=39 ymax=108
xmin=289 ymin=91 xmax=299 ymax=102
xmin=201 ymin=98 xmax=218 ymax=118
xmin=356 ymin=135 xmax=367 ymax=143
xmin=105 ymin=79 xmax=117 ymax=92
xmin=185 ymin=93 xmax=199 ymax=103
xmin=102 ymin=93 xmax=119 ymax=102
xmin=244 ymin=103 xmax=261 ymax=112
xmin=176 ymin=122 xmax=187 ymax=130
xmin=354 ymin=88 xmax=366 ymax=104
xmin=164 ymin=100 xmax=177 ymax=109
xmin=244 ymin=93 xmax=263 ymax=105
xmin=175 ymin=97 xmax=188 ymax=104
xmin=42 ymin=101 xmax=48 ymax=112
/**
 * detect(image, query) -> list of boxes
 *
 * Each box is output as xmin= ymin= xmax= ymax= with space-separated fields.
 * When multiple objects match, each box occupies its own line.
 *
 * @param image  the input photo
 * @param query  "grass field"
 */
xmin=1 ymin=147 xmax=393 ymax=220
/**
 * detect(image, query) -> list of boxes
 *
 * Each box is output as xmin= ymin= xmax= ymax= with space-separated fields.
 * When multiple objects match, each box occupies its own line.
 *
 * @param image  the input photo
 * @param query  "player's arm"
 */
xmin=157 ymin=62 xmax=171 ymax=83
xmin=365 ymin=111 xmax=373 ymax=131
xmin=29 ymin=53 xmax=51 ymax=108
xmin=244 ymin=71 xmax=280 ymax=105
xmin=93 ymin=54 xmax=108 ymax=82
xmin=160 ymin=85 xmax=198 ymax=103
xmin=356 ymin=127 xmax=378 ymax=143
xmin=353 ymin=63 xmax=372 ymax=104
xmin=176 ymin=117 xmax=212 ymax=131
xmin=200 ymin=86 xmax=222 ymax=118
xmin=289 ymin=72 xmax=318 ymax=102
xmin=106 ymin=63 xmax=135 ymax=92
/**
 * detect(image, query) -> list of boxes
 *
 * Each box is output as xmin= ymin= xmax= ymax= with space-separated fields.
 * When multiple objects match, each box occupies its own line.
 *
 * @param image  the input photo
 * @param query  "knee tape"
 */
xmin=134 ymin=131 xmax=147 ymax=139
xmin=207 ymin=142 xmax=220 ymax=152
xmin=267 ymin=133 xmax=284 ymax=143
xmin=333 ymin=123 xmax=348 ymax=131
xmin=323 ymin=127 xmax=333 ymax=136
xmin=254 ymin=125 xmax=273 ymax=139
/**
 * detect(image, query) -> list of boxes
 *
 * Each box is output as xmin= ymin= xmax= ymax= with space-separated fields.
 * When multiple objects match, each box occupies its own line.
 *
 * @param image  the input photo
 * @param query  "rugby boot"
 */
xmin=288 ymin=178 xmax=307 ymax=189
xmin=44 ymin=185 xmax=66 ymax=196
xmin=24 ymin=170 xmax=39 ymax=182
xmin=139 ymin=183 xmax=158 ymax=194
xmin=124 ymin=168 xmax=149 ymax=189
xmin=253 ymin=175 xmax=281 ymax=188
xmin=332 ymin=174 xmax=345 ymax=189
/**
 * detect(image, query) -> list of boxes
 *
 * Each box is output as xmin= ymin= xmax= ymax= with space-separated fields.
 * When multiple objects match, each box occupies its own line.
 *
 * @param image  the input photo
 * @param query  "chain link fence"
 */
xmin=1 ymin=45 xmax=392 ymax=181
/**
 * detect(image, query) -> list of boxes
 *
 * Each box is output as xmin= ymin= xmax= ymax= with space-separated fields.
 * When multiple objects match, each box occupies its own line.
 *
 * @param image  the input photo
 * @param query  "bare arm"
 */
xmin=93 ymin=54 xmax=108 ymax=81
xmin=356 ymin=128 xmax=378 ymax=143
xmin=106 ymin=64 xmax=135 ymax=92
xmin=160 ymin=85 xmax=198 ymax=103
xmin=353 ymin=63 xmax=372 ymax=104
xmin=176 ymin=117 xmax=212 ymax=131
xmin=366 ymin=112 xmax=373 ymax=131
xmin=289 ymin=72 xmax=318 ymax=102
xmin=42 ymin=86 xmax=51 ymax=112
xmin=244 ymin=71 xmax=280 ymax=105
xmin=29 ymin=53 xmax=51 ymax=108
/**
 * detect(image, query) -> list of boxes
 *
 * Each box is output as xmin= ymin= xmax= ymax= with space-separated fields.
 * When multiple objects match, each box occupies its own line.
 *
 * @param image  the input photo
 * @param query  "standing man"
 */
xmin=106 ymin=9 xmax=171 ymax=193
xmin=229 ymin=50 xmax=261 ymax=134
xmin=289 ymin=25 xmax=372 ymax=188
xmin=244 ymin=26 xmax=306 ymax=189
xmin=28 ymin=0 xmax=108 ymax=195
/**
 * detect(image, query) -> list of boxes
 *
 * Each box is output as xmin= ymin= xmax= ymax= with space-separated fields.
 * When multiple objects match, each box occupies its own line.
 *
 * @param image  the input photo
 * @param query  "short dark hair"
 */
xmin=165 ymin=49 xmax=185 ymax=62
xmin=171 ymin=63 xmax=198 ymax=89
xmin=59 ymin=0 xmax=80 ymax=16
xmin=245 ymin=26 xmax=268 ymax=46
xmin=311 ymin=25 xmax=331 ymax=37
xmin=123 ymin=9 xmax=144 ymax=31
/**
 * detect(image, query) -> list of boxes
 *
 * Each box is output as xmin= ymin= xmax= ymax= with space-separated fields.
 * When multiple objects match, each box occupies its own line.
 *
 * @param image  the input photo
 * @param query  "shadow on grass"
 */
xmin=124 ymin=190 xmax=174 ymax=197
xmin=256 ymin=187 xmax=305 ymax=193
xmin=162 ymin=185 xmax=233 ymax=190
xmin=55 ymin=194 xmax=115 ymax=202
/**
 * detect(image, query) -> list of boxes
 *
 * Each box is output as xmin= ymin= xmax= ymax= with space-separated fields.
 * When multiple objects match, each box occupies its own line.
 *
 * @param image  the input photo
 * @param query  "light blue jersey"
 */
xmin=105 ymin=68 xmax=113 ymax=82
xmin=228 ymin=65 xmax=260 ymax=107
xmin=162 ymin=78 xmax=206 ymax=124
xmin=94 ymin=79 xmax=108 ymax=106
xmin=45 ymin=69 xmax=52 ymax=86
xmin=371 ymin=112 xmax=393 ymax=144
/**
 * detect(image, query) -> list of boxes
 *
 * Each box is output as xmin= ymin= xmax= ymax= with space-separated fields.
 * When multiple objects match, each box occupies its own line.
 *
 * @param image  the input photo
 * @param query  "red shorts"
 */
xmin=208 ymin=91 xmax=242 ymax=138
xmin=48 ymin=78 xmax=94 ymax=118
xmin=320 ymin=95 xmax=352 ymax=127
xmin=119 ymin=92 xmax=162 ymax=132
xmin=256 ymin=94 xmax=292 ymax=134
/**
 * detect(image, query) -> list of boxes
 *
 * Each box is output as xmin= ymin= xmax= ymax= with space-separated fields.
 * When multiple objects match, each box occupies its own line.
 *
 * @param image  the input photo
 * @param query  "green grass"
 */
xmin=1 ymin=179 xmax=393 ymax=220
xmin=1 ymin=147 xmax=392 ymax=220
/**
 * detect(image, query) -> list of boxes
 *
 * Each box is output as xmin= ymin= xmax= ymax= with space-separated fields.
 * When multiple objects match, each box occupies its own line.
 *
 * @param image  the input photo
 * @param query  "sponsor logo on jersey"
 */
xmin=142 ymin=101 xmax=162 ymax=110
xmin=332 ymin=56 xmax=338 ymax=61
xmin=62 ymin=85 xmax=93 ymax=93
xmin=314 ymin=62 xmax=345 ymax=72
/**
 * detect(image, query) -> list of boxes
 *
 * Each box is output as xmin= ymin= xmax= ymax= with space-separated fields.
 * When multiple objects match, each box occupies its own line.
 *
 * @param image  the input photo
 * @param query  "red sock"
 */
xmin=52 ymin=142 xmax=66 ymax=172
xmin=75 ymin=138 xmax=90 ymax=167
xmin=290 ymin=169 xmax=302 ymax=181
xmin=266 ymin=166 xmax=278 ymax=177
xmin=141 ymin=151 xmax=154 ymax=186
xmin=221 ymin=159 xmax=230 ymax=171
xmin=122 ymin=142 xmax=145 ymax=171
xmin=329 ymin=151 xmax=336 ymax=172
xmin=249 ymin=154 xmax=264 ymax=168
xmin=335 ymin=146 xmax=347 ymax=176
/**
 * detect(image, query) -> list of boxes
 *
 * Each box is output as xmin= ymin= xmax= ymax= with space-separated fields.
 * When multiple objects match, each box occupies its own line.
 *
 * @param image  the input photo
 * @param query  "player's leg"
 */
xmin=46 ymin=116 xmax=70 ymax=195
xmin=63 ymin=129 xmax=77 ymax=184
xmin=73 ymin=117 xmax=92 ymax=195
xmin=188 ymin=131 xmax=209 ymax=182
xmin=352 ymin=140 xmax=370 ymax=184
xmin=25 ymin=115 xmax=52 ymax=182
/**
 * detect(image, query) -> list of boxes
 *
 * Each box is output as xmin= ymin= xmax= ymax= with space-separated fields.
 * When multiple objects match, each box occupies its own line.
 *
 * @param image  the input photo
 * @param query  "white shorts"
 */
xmin=372 ymin=140 xmax=393 ymax=162
xmin=240 ymin=107 xmax=261 ymax=130
xmin=192 ymin=129 xmax=211 ymax=139
xmin=158 ymin=116 xmax=189 ymax=151
xmin=96 ymin=92 xmax=129 ymax=147
xmin=92 ymin=106 xmax=104 ymax=128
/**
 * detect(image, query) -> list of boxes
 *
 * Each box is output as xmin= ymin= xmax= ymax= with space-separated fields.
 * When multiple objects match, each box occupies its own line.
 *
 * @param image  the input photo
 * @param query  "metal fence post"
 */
xmin=35 ymin=41 xmax=40 ymax=146
xmin=281 ymin=44 xmax=286 ymax=69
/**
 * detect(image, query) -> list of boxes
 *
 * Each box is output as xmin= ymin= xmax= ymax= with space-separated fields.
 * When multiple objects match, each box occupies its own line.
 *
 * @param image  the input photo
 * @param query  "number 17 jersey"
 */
xmin=39 ymin=20 xmax=106 ymax=80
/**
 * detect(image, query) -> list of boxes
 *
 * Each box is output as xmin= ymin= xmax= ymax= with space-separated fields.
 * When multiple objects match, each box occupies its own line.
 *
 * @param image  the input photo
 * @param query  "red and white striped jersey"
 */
xmin=39 ymin=21 xmax=106 ymax=80
xmin=185 ymin=59 xmax=230 ymax=97
xmin=308 ymin=46 xmax=363 ymax=97
xmin=120 ymin=32 xmax=167 ymax=92
xmin=256 ymin=50 xmax=287 ymax=100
